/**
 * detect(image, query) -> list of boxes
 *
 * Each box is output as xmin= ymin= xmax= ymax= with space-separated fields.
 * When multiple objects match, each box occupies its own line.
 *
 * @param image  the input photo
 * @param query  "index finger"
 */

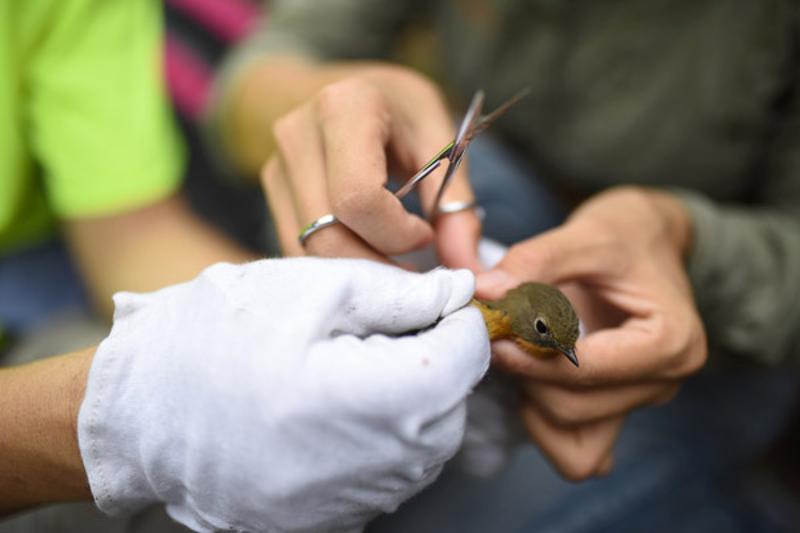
xmin=315 ymin=80 xmax=434 ymax=256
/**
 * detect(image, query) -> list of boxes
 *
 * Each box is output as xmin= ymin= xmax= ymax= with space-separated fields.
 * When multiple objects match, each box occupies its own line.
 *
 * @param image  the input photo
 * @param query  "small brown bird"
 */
xmin=472 ymin=283 xmax=580 ymax=367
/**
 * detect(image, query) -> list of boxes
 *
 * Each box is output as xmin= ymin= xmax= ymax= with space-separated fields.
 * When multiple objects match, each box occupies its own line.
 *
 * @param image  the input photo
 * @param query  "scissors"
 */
xmin=298 ymin=87 xmax=530 ymax=245
xmin=394 ymin=87 xmax=530 ymax=218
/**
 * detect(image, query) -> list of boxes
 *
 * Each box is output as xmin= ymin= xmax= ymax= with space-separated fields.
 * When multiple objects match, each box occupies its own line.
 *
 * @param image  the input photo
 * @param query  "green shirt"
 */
xmin=0 ymin=0 xmax=183 ymax=254
xmin=218 ymin=0 xmax=800 ymax=365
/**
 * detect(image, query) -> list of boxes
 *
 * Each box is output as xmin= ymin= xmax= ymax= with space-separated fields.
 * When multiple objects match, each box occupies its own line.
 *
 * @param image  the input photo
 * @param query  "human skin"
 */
xmin=64 ymin=193 xmax=257 ymax=317
xmin=224 ymin=56 xmax=708 ymax=480
xmin=226 ymin=57 xmax=483 ymax=272
xmin=0 ymin=348 xmax=94 ymax=516
xmin=0 ymin=194 xmax=258 ymax=513
xmin=476 ymin=187 xmax=708 ymax=480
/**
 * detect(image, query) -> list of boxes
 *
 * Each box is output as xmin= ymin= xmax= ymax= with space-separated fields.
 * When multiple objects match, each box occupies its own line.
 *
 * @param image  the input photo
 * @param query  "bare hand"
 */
xmin=475 ymin=187 xmax=708 ymax=480
xmin=260 ymin=66 xmax=482 ymax=271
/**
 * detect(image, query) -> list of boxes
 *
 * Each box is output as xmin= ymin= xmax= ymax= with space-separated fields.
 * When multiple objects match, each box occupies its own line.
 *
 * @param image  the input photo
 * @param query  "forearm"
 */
xmin=0 ymin=348 xmax=94 ymax=516
xmin=65 ymin=194 xmax=258 ymax=317
xmin=223 ymin=56 xmax=321 ymax=175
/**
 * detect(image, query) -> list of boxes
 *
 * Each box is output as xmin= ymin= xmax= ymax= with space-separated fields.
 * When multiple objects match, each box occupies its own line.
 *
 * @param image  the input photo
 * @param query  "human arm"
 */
xmin=2 ymin=259 xmax=489 ymax=531
xmin=669 ymin=78 xmax=800 ymax=364
xmin=0 ymin=348 xmax=94 ymax=516
xmin=672 ymin=191 xmax=800 ymax=364
xmin=63 ymin=193 xmax=255 ymax=318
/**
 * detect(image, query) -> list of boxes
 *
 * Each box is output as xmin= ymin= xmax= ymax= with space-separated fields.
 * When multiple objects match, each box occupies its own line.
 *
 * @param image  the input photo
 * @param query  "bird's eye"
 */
xmin=535 ymin=318 xmax=549 ymax=335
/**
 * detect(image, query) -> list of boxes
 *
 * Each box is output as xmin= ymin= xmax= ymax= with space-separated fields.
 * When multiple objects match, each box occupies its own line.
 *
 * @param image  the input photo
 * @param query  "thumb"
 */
xmin=349 ymin=305 xmax=490 ymax=421
xmin=475 ymin=223 xmax=614 ymax=299
xmin=337 ymin=263 xmax=477 ymax=336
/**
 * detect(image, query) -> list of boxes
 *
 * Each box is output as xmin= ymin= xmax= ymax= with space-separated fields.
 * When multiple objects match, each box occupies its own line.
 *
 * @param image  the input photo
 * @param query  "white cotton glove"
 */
xmin=77 ymin=258 xmax=490 ymax=533
xmin=397 ymin=238 xmax=527 ymax=477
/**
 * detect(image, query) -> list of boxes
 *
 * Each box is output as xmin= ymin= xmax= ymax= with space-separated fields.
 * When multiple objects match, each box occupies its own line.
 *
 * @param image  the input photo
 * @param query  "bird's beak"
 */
xmin=559 ymin=346 xmax=579 ymax=368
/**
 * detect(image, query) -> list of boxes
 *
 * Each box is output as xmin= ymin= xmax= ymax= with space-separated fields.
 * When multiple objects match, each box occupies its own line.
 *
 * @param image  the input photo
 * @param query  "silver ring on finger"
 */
xmin=437 ymin=200 xmax=485 ymax=220
xmin=298 ymin=213 xmax=339 ymax=246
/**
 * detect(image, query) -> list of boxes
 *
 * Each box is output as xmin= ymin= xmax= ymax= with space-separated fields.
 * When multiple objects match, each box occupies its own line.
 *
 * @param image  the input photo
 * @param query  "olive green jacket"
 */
xmin=215 ymin=0 xmax=800 ymax=365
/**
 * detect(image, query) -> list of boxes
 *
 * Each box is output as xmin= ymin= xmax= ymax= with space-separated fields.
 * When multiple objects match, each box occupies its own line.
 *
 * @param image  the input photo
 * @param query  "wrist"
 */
xmin=0 ymin=348 xmax=94 ymax=514
xmin=647 ymin=189 xmax=694 ymax=259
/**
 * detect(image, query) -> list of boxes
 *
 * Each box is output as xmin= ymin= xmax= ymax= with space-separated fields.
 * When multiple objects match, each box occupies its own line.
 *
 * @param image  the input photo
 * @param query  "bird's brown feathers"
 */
xmin=473 ymin=282 xmax=579 ymax=361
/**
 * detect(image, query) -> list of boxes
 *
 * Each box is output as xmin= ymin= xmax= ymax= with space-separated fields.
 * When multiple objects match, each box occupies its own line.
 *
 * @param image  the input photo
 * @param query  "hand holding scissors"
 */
xmin=261 ymin=67 xmax=525 ymax=270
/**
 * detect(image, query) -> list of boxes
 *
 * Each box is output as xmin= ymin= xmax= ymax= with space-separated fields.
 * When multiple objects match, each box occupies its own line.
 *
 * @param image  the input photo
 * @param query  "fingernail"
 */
xmin=476 ymin=269 xmax=515 ymax=296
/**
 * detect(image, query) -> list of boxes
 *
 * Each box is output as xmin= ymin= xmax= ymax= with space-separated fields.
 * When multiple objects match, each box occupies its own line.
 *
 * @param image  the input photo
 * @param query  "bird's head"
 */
xmin=501 ymin=282 xmax=580 ymax=367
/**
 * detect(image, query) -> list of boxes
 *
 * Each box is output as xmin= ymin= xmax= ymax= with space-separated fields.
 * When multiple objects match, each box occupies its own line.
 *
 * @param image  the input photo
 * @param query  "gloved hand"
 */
xmin=77 ymin=258 xmax=489 ymax=533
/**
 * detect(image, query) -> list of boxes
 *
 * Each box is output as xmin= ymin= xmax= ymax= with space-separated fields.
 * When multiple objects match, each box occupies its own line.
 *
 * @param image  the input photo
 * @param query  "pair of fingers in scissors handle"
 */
xmin=287 ymin=87 xmax=530 ymax=264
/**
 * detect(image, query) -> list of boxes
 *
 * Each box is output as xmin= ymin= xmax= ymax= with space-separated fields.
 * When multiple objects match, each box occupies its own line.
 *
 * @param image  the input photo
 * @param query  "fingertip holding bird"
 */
xmin=475 ymin=268 xmax=517 ymax=299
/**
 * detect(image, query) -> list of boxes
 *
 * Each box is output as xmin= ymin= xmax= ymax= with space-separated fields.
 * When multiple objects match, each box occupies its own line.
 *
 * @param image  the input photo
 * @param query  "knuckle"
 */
xmin=597 ymin=186 xmax=649 ymax=211
xmin=538 ymin=392 xmax=585 ymax=427
xmin=375 ymin=64 xmax=445 ymax=103
xmin=408 ymin=74 xmax=447 ymax=108
xmin=504 ymin=242 xmax=547 ymax=279
xmin=586 ymin=222 xmax=617 ymax=247
xmin=331 ymin=188 xmax=382 ymax=220
xmin=549 ymin=401 xmax=583 ymax=427
xmin=315 ymin=78 xmax=383 ymax=121
xmin=271 ymin=110 xmax=306 ymax=154
xmin=570 ymin=368 xmax=602 ymax=389
xmin=659 ymin=313 xmax=708 ymax=378
xmin=314 ymin=80 xmax=355 ymax=116
xmin=558 ymin=453 xmax=602 ymax=482
xmin=259 ymin=158 xmax=280 ymax=190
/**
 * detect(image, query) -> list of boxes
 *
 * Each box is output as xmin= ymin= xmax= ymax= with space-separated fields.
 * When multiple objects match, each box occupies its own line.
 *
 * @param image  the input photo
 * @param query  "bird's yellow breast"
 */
xmin=472 ymin=299 xmax=512 ymax=339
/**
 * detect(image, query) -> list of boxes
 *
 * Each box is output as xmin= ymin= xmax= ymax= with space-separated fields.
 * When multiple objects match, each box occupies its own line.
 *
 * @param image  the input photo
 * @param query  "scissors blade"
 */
xmin=394 ymin=87 xmax=530 ymax=206
xmin=451 ymin=90 xmax=485 ymax=162
xmin=466 ymin=86 xmax=531 ymax=142
xmin=394 ymin=142 xmax=452 ymax=199
xmin=428 ymin=91 xmax=485 ymax=217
